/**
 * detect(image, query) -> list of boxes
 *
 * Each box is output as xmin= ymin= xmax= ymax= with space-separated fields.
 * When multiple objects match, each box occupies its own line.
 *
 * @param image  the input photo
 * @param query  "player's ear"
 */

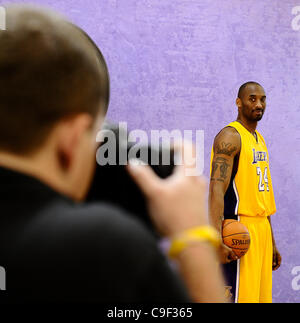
xmin=236 ymin=98 xmax=242 ymax=110
xmin=56 ymin=113 xmax=93 ymax=171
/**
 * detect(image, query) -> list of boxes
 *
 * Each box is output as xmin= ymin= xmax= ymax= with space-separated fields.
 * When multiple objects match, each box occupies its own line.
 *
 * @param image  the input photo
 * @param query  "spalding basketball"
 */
xmin=222 ymin=219 xmax=251 ymax=258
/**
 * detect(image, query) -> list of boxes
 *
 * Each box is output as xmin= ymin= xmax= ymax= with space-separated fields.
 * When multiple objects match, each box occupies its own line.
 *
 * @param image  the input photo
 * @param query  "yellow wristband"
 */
xmin=168 ymin=226 xmax=221 ymax=259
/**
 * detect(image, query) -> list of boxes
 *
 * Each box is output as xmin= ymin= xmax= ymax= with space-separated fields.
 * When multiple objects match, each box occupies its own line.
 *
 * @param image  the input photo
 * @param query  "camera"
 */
xmin=86 ymin=122 xmax=176 ymax=236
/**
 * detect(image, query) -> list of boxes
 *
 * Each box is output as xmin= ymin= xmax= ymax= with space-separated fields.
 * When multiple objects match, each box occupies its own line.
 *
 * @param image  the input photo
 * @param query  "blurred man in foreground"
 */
xmin=0 ymin=5 xmax=225 ymax=303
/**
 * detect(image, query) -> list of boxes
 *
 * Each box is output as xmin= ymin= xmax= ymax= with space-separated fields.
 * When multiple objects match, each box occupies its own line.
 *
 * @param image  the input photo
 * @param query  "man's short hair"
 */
xmin=237 ymin=81 xmax=262 ymax=99
xmin=0 ymin=5 xmax=109 ymax=154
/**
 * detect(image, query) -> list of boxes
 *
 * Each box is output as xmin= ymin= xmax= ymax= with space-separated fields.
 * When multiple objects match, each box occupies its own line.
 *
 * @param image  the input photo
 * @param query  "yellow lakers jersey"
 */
xmin=210 ymin=121 xmax=276 ymax=217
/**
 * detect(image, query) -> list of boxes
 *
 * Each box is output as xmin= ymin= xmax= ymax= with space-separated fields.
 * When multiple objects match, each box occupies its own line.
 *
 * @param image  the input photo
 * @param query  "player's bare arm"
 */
xmin=209 ymin=127 xmax=241 ymax=263
xmin=268 ymin=216 xmax=281 ymax=271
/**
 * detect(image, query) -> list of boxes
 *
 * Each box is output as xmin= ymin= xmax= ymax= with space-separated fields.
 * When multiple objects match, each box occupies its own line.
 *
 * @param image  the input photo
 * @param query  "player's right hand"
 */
xmin=219 ymin=243 xmax=238 ymax=264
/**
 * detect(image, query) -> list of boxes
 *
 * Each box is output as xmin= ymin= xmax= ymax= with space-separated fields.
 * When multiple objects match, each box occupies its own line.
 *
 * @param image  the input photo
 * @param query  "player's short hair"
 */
xmin=0 ymin=5 xmax=109 ymax=154
xmin=237 ymin=81 xmax=263 ymax=99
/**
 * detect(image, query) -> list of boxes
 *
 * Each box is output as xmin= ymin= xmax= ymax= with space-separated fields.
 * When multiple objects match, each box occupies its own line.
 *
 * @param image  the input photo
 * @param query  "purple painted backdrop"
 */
xmin=2 ymin=0 xmax=300 ymax=302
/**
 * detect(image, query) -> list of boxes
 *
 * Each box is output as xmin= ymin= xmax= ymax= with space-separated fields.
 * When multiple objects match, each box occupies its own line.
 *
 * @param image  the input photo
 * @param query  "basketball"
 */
xmin=222 ymin=219 xmax=251 ymax=259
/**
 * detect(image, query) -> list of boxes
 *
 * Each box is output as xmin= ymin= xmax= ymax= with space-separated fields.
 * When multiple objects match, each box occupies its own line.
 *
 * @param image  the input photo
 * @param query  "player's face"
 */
xmin=238 ymin=84 xmax=266 ymax=122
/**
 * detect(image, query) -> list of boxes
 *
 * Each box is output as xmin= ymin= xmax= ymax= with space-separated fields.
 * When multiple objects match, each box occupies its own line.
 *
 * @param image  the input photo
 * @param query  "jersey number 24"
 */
xmin=256 ymin=166 xmax=269 ymax=192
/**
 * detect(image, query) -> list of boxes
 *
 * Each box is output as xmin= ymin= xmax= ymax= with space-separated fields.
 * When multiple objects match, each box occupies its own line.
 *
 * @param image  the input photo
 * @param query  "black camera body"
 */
xmin=86 ymin=122 xmax=175 ymax=235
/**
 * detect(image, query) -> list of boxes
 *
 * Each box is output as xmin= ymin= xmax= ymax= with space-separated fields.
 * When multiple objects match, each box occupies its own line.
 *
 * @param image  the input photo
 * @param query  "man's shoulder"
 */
xmin=213 ymin=124 xmax=241 ymax=153
xmin=2 ymin=200 xmax=173 ymax=302
xmin=33 ymin=200 xmax=156 ymax=246
xmin=10 ymin=199 xmax=160 ymax=281
xmin=215 ymin=124 xmax=241 ymax=140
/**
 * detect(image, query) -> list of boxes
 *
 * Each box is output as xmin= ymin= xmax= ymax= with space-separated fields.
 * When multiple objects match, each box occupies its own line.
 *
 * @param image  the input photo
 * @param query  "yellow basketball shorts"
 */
xmin=222 ymin=215 xmax=273 ymax=303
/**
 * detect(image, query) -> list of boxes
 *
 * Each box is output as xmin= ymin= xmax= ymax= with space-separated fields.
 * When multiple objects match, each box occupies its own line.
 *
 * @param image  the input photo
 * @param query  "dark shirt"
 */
xmin=0 ymin=166 xmax=189 ymax=303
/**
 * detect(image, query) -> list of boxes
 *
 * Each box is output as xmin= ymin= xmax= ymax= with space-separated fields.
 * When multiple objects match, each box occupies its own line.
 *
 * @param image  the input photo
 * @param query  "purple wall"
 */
xmin=2 ymin=0 xmax=300 ymax=302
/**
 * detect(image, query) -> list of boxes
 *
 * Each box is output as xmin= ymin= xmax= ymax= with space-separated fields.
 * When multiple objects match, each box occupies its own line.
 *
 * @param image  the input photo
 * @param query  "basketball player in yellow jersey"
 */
xmin=209 ymin=82 xmax=281 ymax=303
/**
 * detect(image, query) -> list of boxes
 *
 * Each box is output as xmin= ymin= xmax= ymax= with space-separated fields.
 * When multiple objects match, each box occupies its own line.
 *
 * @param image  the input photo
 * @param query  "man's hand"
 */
xmin=272 ymin=246 xmax=281 ymax=271
xmin=219 ymin=243 xmax=238 ymax=264
xmin=268 ymin=217 xmax=281 ymax=271
xmin=126 ymin=141 xmax=208 ymax=237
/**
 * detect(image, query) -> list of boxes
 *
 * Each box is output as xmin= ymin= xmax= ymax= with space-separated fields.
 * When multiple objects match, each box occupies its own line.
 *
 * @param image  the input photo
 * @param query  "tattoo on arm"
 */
xmin=211 ymin=157 xmax=230 ymax=182
xmin=215 ymin=142 xmax=237 ymax=156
